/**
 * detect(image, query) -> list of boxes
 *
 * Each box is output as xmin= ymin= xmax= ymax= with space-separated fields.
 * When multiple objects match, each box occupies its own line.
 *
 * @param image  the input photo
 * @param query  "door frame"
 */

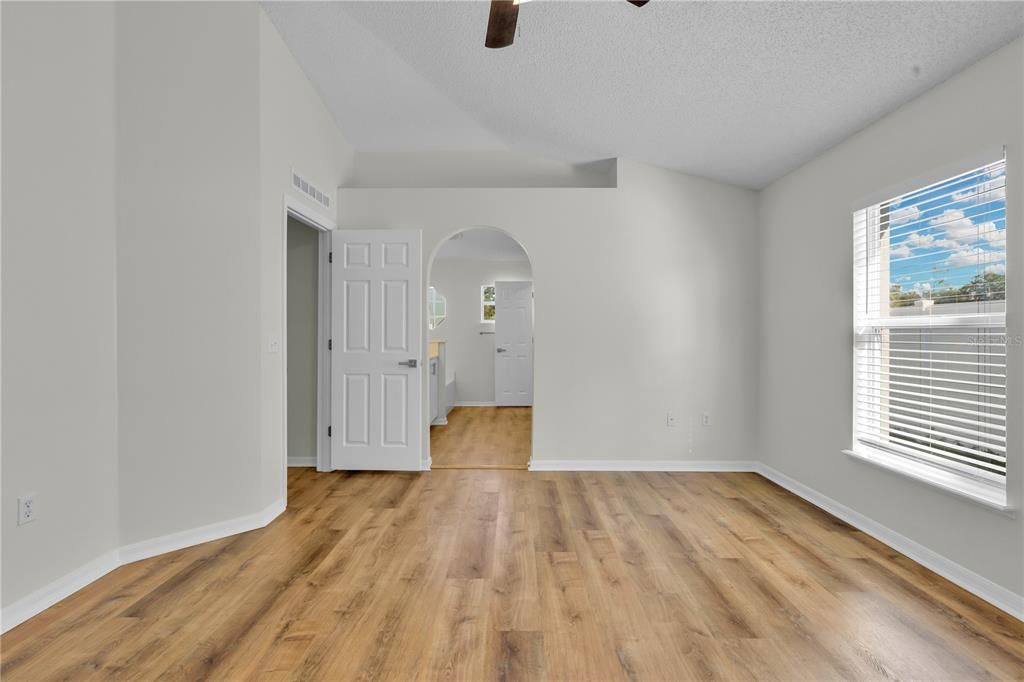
xmin=280 ymin=194 xmax=336 ymax=488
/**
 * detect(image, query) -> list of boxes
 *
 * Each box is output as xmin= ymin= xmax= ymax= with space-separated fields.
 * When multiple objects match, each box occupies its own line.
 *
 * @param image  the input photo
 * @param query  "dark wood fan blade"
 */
xmin=627 ymin=0 xmax=650 ymax=6
xmin=485 ymin=0 xmax=519 ymax=49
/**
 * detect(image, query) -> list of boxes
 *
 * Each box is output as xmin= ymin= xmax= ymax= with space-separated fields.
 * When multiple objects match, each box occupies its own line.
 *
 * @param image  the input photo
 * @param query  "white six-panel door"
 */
xmin=331 ymin=229 xmax=422 ymax=470
xmin=494 ymin=281 xmax=534 ymax=406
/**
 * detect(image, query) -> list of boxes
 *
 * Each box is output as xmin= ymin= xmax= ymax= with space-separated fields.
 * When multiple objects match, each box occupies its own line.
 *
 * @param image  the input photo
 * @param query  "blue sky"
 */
xmin=887 ymin=162 xmax=1006 ymax=296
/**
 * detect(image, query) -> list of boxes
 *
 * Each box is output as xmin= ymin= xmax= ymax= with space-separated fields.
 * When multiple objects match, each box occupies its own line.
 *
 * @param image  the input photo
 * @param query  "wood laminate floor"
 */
xmin=430 ymin=406 xmax=531 ymax=469
xmin=2 ymin=468 xmax=1022 ymax=681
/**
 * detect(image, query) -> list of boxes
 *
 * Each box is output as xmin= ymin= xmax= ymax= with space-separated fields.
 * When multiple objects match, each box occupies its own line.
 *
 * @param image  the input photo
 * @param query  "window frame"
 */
xmin=849 ymin=157 xmax=1010 ymax=511
xmin=427 ymin=286 xmax=446 ymax=331
xmin=481 ymin=284 xmax=496 ymax=323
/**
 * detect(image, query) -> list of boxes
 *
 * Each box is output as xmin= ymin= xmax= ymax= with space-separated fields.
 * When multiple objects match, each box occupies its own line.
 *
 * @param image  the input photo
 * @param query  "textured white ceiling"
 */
xmin=264 ymin=1 xmax=1024 ymax=189
xmin=434 ymin=229 xmax=530 ymax=262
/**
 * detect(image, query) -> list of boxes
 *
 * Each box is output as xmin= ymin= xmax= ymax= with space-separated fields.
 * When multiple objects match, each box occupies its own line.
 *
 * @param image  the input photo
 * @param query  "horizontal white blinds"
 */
xmin=853 ymin=158 xmax=1007 ymax=480
xmin=854 ymin=325 xmax=1006 ymax=476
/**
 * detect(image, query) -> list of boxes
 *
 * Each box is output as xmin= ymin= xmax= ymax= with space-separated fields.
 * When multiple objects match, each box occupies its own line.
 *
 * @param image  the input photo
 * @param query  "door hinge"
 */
xmin=328 ymin=426 xmax=332 ymax=437
xmin=328 ymin=251 xmax=333 ymax=263
xmin=328 ymin=338 xmax=332 ymax=351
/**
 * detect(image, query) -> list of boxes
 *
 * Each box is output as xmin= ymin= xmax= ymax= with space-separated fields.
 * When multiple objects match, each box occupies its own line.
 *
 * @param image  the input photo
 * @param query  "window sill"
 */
xmin=843 ymin=447 xmax=1013 ymax=515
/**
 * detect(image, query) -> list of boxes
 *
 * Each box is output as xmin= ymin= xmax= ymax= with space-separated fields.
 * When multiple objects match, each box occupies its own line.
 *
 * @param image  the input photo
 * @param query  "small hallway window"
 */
xmin=481 ymin=284 xmax=496 ymax=322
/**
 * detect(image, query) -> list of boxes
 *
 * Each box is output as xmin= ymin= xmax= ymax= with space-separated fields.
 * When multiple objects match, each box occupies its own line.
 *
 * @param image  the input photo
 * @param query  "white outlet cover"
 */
xmin=17 ymin=494 xmax=36 ymax=525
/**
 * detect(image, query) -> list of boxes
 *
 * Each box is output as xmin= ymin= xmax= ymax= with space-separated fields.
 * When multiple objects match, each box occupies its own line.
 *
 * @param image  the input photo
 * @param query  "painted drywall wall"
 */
xmin=758 ymin=39 xmax=1023 ymax=599
xmin=287 ymin=218 xmax=319 ymax=463
xmin=347 ymin=152 xmax=616 ymax=188
xmin=429 ymin=258 xmax=533 ymax=403
xmin=1 ymin=2 xmax=120 ymax=607
xmin=1 ymin=1 xmax=355 ymax=622
xmin=115 ymin=2 xmax=264 ymax=544
xmin=339 ymin=159 xmax=761 ymax=465
xmin=115 ymin=3 xmax=353 ymax=543
xmin=259 ymin=8 xmax=355 ymax=501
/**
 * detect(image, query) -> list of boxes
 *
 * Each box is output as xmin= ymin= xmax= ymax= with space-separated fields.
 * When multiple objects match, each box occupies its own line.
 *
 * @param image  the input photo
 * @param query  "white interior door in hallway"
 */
xmin=494 ymin=280 xmax=533 ymax=406
xmin=330 ymin=229 xmax=422 ymax=470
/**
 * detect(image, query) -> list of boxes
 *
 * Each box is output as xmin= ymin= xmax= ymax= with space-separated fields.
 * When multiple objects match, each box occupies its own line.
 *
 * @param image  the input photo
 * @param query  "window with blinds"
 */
xmin=853 ymin=157 xmax=1007 ymax=488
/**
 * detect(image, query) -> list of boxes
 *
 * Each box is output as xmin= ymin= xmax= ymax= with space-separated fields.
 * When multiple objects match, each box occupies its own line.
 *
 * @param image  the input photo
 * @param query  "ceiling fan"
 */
xmin=486 ymin=0 xmax=649 ymax=49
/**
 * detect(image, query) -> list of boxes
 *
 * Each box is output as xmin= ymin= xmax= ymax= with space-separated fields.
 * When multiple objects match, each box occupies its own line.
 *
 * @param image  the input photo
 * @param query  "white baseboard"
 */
xmin=453 ymin=401 xmax=497 ymax=407
xmin=755 ymin=463 xmax=1024 ymax=621
xmin=287 ymin=456 xmax=317 ymax=467
xmin=431 ymin=418 xmax=448 ymax=426
xmin=528 ymin=459 xmax=758 ymax=472
xmin=0 ymin=549 xmax=121 ymax=634
xmin=119 ymin=498 xmax=286 ymax=565
xmin=1 ymin=498 xmax=286 ymax=634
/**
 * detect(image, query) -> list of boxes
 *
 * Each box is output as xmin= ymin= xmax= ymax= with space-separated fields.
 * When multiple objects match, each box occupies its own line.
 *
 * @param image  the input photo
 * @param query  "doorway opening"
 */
xmin=426 ymin=227 xmax=534 ymax=470
xmin=282 ymin=198 xmax=334 ymax=485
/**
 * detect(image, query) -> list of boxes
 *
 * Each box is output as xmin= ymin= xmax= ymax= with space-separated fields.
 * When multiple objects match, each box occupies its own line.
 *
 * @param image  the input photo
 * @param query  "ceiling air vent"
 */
xmin=291 ymin=170 xmax=332 ymax=210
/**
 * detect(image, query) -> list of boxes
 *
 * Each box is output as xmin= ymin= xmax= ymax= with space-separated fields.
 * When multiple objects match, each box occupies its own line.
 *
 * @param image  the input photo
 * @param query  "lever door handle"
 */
xmin=496 ymin=348 xmax=508 ymax=353
xmin=399 ymin=359 xmax=418 ymax=368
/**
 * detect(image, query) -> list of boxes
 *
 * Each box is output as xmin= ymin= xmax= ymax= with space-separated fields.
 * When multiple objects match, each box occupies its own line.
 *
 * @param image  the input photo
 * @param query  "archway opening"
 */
xmin=425 ymin=227 xmax=534 ymax=470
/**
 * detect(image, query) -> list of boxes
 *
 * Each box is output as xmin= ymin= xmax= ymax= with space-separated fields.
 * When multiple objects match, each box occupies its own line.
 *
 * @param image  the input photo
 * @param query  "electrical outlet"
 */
xmin=17 ymin=494 xmax=36 ymax=525
xmin=702 ymin=412 xmax=713 ymax=427
xmin=666 ymin=412 xmax=678 ymax=428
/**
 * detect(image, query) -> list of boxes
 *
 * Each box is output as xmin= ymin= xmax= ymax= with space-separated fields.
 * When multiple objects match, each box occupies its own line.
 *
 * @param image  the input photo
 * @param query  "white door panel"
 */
xmin=331 ymin=229 xmax=422 ymax=470
xmin=495 ymin=281 xmax=533 ymax=406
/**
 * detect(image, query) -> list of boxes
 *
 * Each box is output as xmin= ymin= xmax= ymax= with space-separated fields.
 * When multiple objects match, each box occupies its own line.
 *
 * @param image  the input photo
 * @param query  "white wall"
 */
xmin=758 ymin=39 xmax=1023 ymax=599
xmin=2 ymin=2 xmax=354 ymax=617
xmin=287 ymin=218 xmax=319 ymax=463
xmin=429 ymin=258 xmax=532 ymax=404
xmin=1 ymin=2 xmax=120 ymax=609
xmin=348 ymin=151 xmax=616 ymax=188
xmin=339 ymin=159 xmax=761 ymax=466
xmin=259 ymin=9 xmax=354 ymax=502
xmin=115 ymin=2 xmax=354 ymax=543
xmin=116 ymin=2 xmax=264 ymax=544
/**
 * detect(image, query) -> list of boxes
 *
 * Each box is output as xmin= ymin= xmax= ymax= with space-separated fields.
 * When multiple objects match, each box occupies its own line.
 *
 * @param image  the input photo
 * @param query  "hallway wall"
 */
xmin=286 ymin=218 xmax=320 ymax=464
xmin=429 ymin=258 xmax=532 ymax=404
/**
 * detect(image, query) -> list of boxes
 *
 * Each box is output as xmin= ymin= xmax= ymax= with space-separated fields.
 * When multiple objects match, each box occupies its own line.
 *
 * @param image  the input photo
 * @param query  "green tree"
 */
xmin=958 ymin=271 xmax=1005 ymax=301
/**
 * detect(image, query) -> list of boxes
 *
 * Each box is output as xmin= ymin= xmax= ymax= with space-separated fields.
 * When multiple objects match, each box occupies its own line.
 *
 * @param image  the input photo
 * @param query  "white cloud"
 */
xmin=931 ymin=209 xmax=991 ymax=243
xmin=953 ymin=174 xmax=1006 ymax=205
xmin=986 ymin=263 xmax=1006 ymax=275
xmin=891 ymin=244 xmax=912 ymax=258
xmin=944 ymin=247 xmax=1004 ymax=269
xmin=902 ymin=230 xmax=966 ymax=252
xmin=976 ymin=221 xmax=1004 ymax=243
xmin=905 ymin=232 xmax=934 ymax=248
xmin=890 ymin=205 xmax=920 ymax=225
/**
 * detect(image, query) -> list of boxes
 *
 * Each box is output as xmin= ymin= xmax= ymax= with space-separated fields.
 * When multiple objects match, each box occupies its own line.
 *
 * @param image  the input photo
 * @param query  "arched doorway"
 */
xmin=425 ymin=227 xmax=534 ymax=469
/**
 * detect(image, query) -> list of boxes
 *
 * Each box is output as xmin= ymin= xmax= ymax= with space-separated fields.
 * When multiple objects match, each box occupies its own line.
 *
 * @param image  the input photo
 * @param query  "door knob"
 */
xmin=399 ymin=359 xmax=418 ymax=367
